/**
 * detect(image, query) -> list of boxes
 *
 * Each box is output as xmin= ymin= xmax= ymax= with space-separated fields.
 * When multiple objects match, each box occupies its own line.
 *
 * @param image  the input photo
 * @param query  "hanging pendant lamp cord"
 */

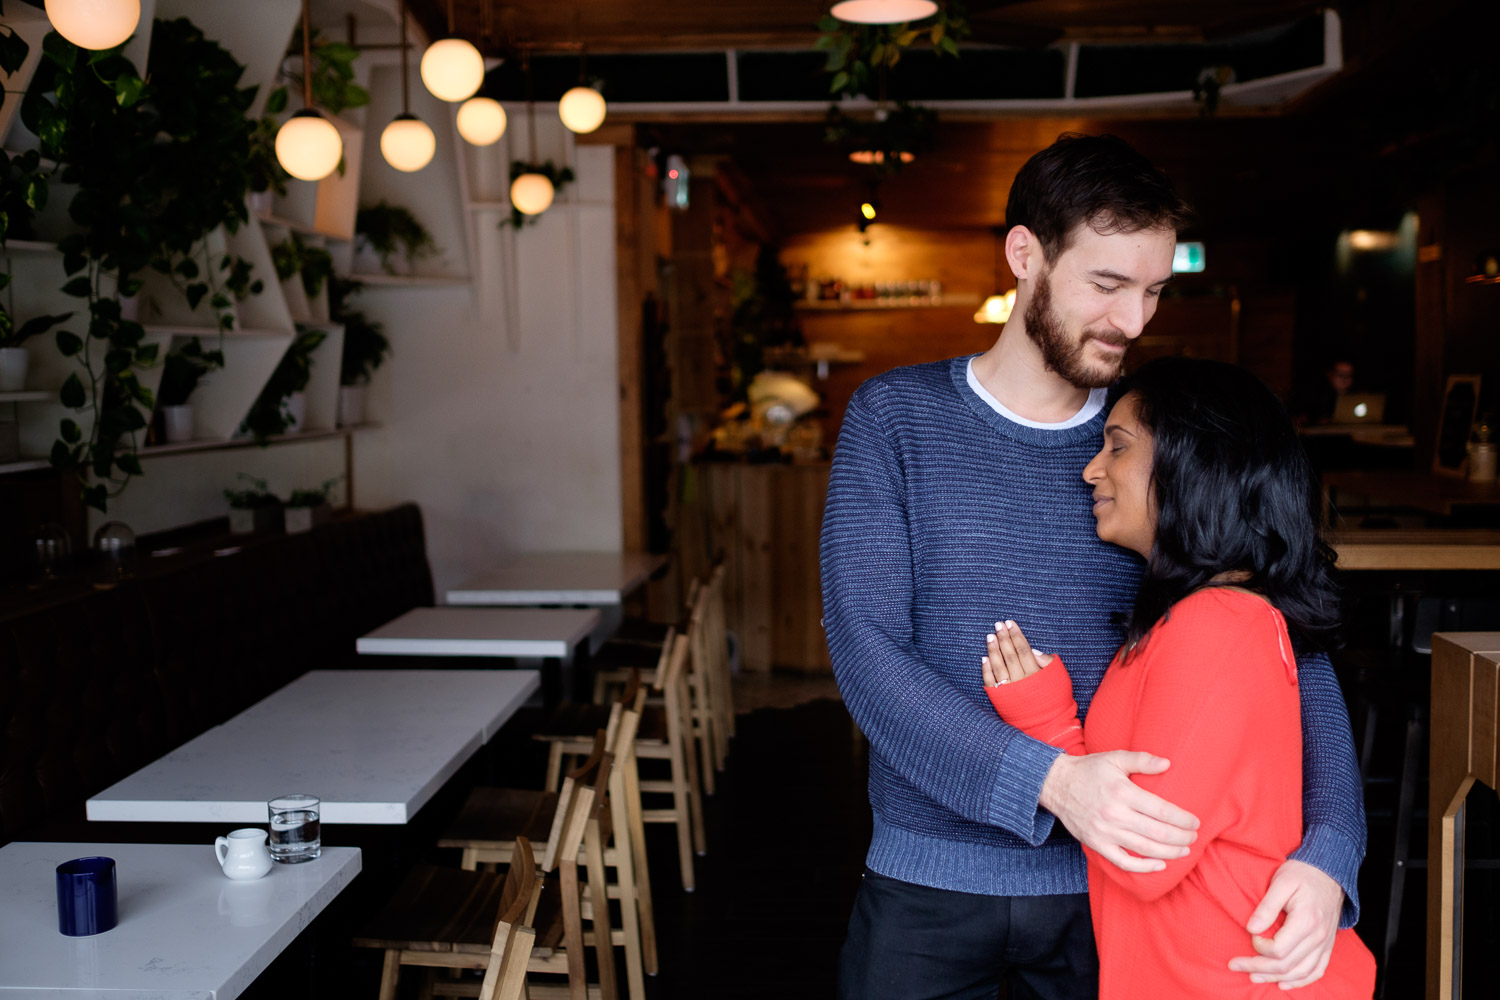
xmin=301 ymin=0 xmax=314 ymax=109
xmin=524 ymin=50 xmax=536 ymax=160
xmin=398 ymin=0 xmax=410 ymax=114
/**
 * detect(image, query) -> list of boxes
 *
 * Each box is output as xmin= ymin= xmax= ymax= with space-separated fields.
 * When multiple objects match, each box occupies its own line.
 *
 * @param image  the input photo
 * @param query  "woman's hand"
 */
xmin=982 ymin=620 xmax=1055 ymax=687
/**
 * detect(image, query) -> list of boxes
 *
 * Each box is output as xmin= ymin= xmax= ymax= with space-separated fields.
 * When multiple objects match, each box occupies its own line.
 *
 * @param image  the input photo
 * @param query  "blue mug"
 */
xmin=56 ymin=856 xmax=118 ymax=936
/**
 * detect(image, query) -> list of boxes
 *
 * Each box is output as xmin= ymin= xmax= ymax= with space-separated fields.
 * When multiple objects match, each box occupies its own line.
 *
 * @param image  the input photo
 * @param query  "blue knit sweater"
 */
xmin=820 ymin=356 xmax=1366 ymax=923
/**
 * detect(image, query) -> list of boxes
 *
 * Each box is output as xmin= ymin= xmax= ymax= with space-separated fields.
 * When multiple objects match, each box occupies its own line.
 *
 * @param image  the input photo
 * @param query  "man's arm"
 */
xmin=821 ymin=391 xmax=1065 ymax=843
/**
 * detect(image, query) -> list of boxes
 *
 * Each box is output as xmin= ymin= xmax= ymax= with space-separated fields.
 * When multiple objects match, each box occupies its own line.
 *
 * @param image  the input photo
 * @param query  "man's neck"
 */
xmin=971 ymin=325 xmax=1092 ymax=424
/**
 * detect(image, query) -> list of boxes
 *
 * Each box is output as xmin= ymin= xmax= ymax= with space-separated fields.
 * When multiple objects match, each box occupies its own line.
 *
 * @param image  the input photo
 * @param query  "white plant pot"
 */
xmin=284 ymin=503 xmax=331 ymax=535
xmin=338 ymin=385 xmax=366 ymax=427
xmin=0 ymin=347 xmax=28 ymax=392
xmin=228 ymin=506 xmax=281 ymax=535
xmin=162 ymin=404 xmax=194 ymax=443
xmin=284 ymin=391 xmax=307 ymax=433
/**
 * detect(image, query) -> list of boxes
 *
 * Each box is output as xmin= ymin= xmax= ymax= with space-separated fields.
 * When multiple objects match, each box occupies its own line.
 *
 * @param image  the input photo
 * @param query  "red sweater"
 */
xmin=988 ymin=588 xmax=1374 ymax=999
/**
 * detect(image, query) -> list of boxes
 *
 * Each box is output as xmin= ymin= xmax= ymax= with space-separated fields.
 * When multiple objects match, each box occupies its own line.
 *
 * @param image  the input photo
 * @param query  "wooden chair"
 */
xmin=355 ymin=739 xmax=616 ymax=1000
xmin=538 ymin=631 xmax=705 ymax=891
xmin=480 ymin=836 xmax=541 ymax=1000
xmin=440 ymin=673 xmax=657 ymax=999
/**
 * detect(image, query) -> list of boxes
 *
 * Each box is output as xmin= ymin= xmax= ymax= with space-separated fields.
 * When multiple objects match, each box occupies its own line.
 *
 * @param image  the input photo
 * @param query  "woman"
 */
xmin=982 ymin=357 xmax=1374 ymax=999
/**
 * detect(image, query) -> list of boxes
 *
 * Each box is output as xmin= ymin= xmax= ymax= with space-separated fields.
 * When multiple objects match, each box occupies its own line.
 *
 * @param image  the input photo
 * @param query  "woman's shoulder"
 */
xmin=1147 ymin=587 xmax=1294 ymax=681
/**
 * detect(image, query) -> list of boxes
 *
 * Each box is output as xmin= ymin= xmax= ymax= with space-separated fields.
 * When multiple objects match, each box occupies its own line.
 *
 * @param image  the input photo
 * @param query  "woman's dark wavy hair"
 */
xmin=1110 ymin=357 xmax=1341 ymax=654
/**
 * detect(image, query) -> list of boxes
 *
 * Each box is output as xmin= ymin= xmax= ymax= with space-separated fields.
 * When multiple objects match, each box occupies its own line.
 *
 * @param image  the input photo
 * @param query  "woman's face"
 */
xmin=1082 ymin=393 xmax=1156 ymax=558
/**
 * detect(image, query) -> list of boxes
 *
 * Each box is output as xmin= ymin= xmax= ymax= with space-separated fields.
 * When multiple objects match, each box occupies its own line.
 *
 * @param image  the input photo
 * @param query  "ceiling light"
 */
xmin=381 ymin=114 xmax=436 ymax=172
xmin=457 ymin=97 xmax=507 ymax=146
xmin=849 ymin=150 xmax=915 ymax=166
xmin=974 ymin=289 xmax=1016 ymax=325
xmin=44 ymin=0 xmax=140 ymax=50
xmin=383 ymin=0 xmax=435 ymax=172
xmin=830 ymin=1 xmax=939 ymax=25
xmin=276 ymin=110 xmax=344 ymax=182
xmin=275 ymin=0 xmax=343 ymax=182
xmin=421 ymin=37 xmax=485 ymax=102
xmin=511 ymin=173 xmax=555 ymax=215
xmin=558 ymin=86 xmax=606 ymax=135
xmin=860 ymin=202 xmax=877 ymax=221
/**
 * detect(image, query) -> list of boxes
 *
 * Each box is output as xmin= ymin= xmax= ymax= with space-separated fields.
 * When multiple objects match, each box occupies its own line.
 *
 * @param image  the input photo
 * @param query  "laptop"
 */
xmin=1331 ymin=392 xmax=1386 ymax=424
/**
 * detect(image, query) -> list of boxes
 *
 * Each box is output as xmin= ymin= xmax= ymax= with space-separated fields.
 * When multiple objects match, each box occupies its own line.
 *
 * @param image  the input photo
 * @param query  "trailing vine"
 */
xmin=21 ymin=19 xmax=276 ymax=511
xmin=816 ymin=2 xmax=970 ymax=100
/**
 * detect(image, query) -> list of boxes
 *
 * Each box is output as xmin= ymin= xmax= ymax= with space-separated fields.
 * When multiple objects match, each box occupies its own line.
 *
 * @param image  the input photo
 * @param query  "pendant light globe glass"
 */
xmin=381 ymin=114 xmax=436 ymax=172
xmin=511 ymin=172 xmax=555 ymax=215
xmin=275 ymin=110 xmax=344 ymax=182
xmin=456 ymin=97 xmax=507 ymax=146
xmin=45 ymin=0 xmax=141 ymax=50
xmin=558 ymin=86 xmax=607 ymax=134
xmin=829 ymin=0 xmax=938 ymax=25
xmin=420 ymin=37 xmax=485 ymax=102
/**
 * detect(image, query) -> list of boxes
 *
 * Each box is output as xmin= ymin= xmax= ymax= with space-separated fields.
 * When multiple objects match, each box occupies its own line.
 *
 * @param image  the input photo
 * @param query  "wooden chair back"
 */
xmin=478 ymin=835 xmax=540 ymax=1000
xmin=539 ymin=729 xmax=609 ymax=871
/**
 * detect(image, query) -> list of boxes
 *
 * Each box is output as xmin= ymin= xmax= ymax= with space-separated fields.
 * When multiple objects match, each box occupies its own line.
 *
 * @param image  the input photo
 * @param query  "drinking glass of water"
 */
xmin=267 ymin=793 xmax=321 ymax=863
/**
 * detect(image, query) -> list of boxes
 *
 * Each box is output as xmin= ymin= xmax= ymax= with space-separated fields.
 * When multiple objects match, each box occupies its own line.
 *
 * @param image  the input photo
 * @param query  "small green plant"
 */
xmin=223 ymin=473 xmax=279 ymax=509
xmin=816 ymin=2 xmax=969 ymax=99
xmin=286 ymin=475 xmax=341 ymax=508
xmin=282 ymin=29 xmax=369 ymax=115
xmin=0 ymin=305 xmax=70 ymax=350
xmin=241 ymin=326 xmax=327 ymax=442
xmin=355 ymin=201 xmax=437 ymax=274
xmin=157 ymin=338 xmax=224 ymax=408
xmin=271 ymin=233 xmax=335 ymax=299
xmin=500 ymin=160 xmax=576 ymax=229
xmin=330 ymin=277 xmax=390 ymax=386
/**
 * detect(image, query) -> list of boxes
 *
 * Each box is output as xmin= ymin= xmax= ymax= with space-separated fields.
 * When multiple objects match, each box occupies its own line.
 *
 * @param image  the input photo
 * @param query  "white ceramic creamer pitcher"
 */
xmin=215 ymin=828 xmax=273 ymax=880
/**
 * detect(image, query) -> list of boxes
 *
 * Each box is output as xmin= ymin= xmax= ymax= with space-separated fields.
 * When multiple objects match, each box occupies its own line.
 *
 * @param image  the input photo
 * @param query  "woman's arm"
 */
xmin=983 ymin=621 xmax=1086 ymax=755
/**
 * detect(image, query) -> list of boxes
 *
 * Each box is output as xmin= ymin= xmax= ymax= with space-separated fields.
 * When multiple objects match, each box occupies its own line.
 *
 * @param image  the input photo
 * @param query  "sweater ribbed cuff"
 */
xmin=1289 ymin=824 xmax=1364 ymax=927
xmin=986 ymin=731 xmax=1066 ymax=846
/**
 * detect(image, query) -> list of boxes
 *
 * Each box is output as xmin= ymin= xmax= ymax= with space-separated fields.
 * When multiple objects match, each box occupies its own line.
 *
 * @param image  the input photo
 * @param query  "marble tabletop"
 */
xmin=355 ymin=607 xmax=602 ymax=658
xmin=445 ymin=551 xmax=666 ymax=606
xmin=0 ymin=841 xmax=360 ymax=998
xmin=86 ymin=670 xmax=537 ymax=825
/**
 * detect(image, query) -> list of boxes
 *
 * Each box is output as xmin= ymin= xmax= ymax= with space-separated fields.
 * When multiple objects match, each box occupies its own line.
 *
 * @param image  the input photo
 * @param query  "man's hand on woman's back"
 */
xmin=1039 ymin=751 xmax=1199 ymax=873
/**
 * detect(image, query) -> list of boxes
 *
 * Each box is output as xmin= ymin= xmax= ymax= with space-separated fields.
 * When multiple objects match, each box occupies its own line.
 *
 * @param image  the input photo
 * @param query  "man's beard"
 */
xmin=1024 ymin=268 xmax=1132 ymax=389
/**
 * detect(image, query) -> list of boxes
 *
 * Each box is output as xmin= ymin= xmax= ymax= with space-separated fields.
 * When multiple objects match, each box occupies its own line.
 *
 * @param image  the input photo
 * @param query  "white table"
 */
xmin=445 ymin=551 xmax=666 ymax=606
xmin=356 ymin=607 xmax=602 ymax=706
xmin=0 ymin=841 xmax=360 ymax=999
xmin=86 ymin=670 xmax=537 ymax=825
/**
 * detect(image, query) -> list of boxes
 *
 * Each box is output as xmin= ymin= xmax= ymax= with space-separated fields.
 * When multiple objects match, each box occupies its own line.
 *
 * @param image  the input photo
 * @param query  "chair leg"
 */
xmin=378 ymin=950 xmax=402 ymax=1000
xmin=678 ymin=713 xmax=708 ymax=859
xmin=585 ymin=822 xmax=619 ymax=1000
xmin=545 ymin=742 xmax=566 ymax=792
xmin=1378 ymin=704 xmax=1424 ymax=997
xmin=624 ymin=763 xmax=658 ymax=974
xmin=561 ymin=864 xmax=588 ymax=1000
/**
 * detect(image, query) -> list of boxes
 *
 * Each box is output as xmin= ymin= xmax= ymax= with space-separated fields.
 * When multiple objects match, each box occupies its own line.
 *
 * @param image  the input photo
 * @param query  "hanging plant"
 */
xmin=815 ymin=2 xmax=970 ymax=100
xmin=272 ymin=232 xmax=335 ymax=298
xmin=241 ymin=325 xmax=326 ymax=443
xmin=330 ymin=277 xmax=390 ymax=387
xmin=500 ymin=160 xmax=576 ymax=230
xmin=355 ymin=201 xmax=438 ymax=273
xmin=20 ymin=20 xmax=275 ymax=511
xmin=825 ymin=101 xmax=938 ymax=177
xmin=157 ymin=337 xmax=224 ymax=409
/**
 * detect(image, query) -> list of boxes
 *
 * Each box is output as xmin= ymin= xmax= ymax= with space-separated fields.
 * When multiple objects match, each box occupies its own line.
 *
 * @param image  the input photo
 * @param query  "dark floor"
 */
xmin=237 ymin=667 xmax=1499 ymax=1000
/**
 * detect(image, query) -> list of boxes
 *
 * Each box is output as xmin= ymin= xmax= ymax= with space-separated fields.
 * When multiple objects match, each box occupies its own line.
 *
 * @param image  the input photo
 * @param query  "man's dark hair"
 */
xmin=1108 ymin=357 xmax=1341 ymax=654
xmin=1006 ymin=133 xmax=1194 ymax=262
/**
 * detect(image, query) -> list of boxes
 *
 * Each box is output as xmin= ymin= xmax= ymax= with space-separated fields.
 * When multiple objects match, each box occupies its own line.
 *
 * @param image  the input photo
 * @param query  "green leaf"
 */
xmin=16 ymin=312 xmax=71 ymax=339
xmin=830 ymin=71 xmax=850 ymax=94
xmin=931 ymin=22 xmax=945 ymax=44
xmin=114 ymin=321 xmax=145 ymax=347
xmin=63 ymin=252 xmax=87 ymax=275
xmin=55 ymin=329 xmax=83 ymax=356
xmin=175 ymin=257 xmax=199 ymax=279
xmin=23 ymin=174 xmax=46 ymax=211
xmin=62 ymin=276 xmax=92 ymax=297
xmin=897 ymin=29 xmax=920 ymax=46
xmin=135 ymin=342 xmax=159 ymax=363
xmin=60 ymin=372 xmax=86 ymax=408
xmin=42 ymin=31 xmax=77 ymax=71
xmin=114 ymin=73 xmax=145 ymax=107
xmin=0 ymin=271 xmax=9 ymax=291
xmin=938 ymin=35 xmax=960 ymax=57
xmin=0 ymin=26 xmax=29 ymax=76
xmin=82 ymin=484 xmax=109 ymax=512
xmin=104 ymin=348 xmax=132 ymax=373
xmin=119 ymin=279 xmax=144 ymax=297
xmin=185 ymin=283 xmax=207 ymax=310
xmin=58 ymin=233 xmax=86 ymax=256
xmin=115 ymin=452 xmax=143 ymax=476
xmin=60 ymin=418 xmax=81 ymax=443
xmin=117 ymin=404 xmax=146 ymax=431
xmin=265 ymin=85 xmax=288 ymax=115
xmin=50 ymin=438 xmax=73 ymax=469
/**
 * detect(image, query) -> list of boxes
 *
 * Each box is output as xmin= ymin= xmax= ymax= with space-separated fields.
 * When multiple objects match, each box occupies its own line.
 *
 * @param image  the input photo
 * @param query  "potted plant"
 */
xmin=271 ymin=233 xmax=335 ymax=321
xmin=0 ymin=300 xmax=69 ymax=391
xmin=223 ymin=473 xmax=281 ymax=534
xmin=500 ymin=160 xmax=575 ymax=229
xmin=283 ymin=475 xmax=341 ymax=534
xmin=330 ymin=277 xmax=388 ymax=426
xmin=241 ymin=326 xmax=327 ymax=443
xmin=354 ymin=201 xmax=437 ymax=275
xmin=155 ymin=337 xmax=224 ymax=443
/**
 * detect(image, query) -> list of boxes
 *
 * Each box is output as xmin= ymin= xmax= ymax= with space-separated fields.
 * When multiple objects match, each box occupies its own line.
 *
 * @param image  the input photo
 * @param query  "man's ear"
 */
xmin=1005 ymin=225 xmax=1042 ymax=281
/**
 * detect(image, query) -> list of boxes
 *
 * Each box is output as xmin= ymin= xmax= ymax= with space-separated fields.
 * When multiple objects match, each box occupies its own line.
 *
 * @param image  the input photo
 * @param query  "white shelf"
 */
xmin=2 ymin=239 xmax=60 ymax=255
xmin=795 ymin=293 xmax=981 ymax=311
xmin=0 ymin=391 xmax=54 ymax=403
xmin=0 ymin=458 xmax=49 ymax=475
xmin=137 ymin=427 xmax=357 ymax=460
xmin=145 ymin=325 xmax=293 ymax=339
xmin=349 ymin=272 xmax=471 ymax=287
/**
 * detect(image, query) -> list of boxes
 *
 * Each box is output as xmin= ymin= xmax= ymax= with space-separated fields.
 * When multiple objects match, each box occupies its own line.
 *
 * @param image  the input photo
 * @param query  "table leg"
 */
xmin=1428 ymin=639 xmax=1473 ymax=1000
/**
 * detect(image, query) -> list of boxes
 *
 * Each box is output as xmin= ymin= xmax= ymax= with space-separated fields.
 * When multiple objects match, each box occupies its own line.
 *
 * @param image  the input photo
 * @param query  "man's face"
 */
xmin=1328 ymin=363 xmax=1354 ymax=393
xmin=1023 ymin=225 xmax=1177 ymax=389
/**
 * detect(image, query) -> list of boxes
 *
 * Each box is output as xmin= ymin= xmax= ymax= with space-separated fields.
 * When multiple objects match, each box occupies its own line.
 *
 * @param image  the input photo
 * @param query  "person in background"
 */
xmin=821 ymin=133 xmax=1366 ymax=999
xmin=982 ymin=357 xmax=1375 ymax=999
xmin=1301 ymin=358 xmax=1356 ymax=425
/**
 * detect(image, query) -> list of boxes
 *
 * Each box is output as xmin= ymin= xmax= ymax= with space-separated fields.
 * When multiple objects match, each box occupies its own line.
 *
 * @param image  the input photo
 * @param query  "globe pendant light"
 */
xmin=382 ymin=0 xmax=435 ymax=172
xmin=275 ymin=0 xmax=343 ymax=182
xmin=420 ymin=0 xmax=484 ymax=102
xmin=44 ymin=0 xmax=140 ymax=50
xmin=457 ymin=97 xmax=507 ymax=146
xmin=558 ymin=85 xmax=606 ymax=134
xmin=510 ymin=54 xmax=553 ymax=216
xmin=829 ymin=0 xmax=938 ymax=24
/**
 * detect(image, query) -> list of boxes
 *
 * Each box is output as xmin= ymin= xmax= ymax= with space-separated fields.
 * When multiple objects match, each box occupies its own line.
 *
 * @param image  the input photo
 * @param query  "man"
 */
xmin=821 ymin=133 xmax=1365 ymax=999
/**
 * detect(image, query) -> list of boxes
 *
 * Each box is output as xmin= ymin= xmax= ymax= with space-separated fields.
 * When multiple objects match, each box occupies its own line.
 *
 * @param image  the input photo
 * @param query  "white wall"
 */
xmin=351 ymin=97 xmax=622 ymax=598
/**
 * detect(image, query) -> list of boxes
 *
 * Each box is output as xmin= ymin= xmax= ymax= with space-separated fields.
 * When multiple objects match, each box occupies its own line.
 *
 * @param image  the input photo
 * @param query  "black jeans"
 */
xmin=838 ymin=869 xmax=1099 ymax=1000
